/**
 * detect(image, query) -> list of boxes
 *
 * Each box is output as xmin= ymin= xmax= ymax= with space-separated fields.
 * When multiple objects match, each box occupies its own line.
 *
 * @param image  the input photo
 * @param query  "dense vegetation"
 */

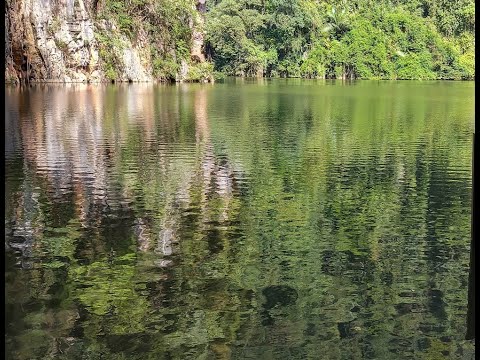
xmin=91 ymin=0 xmax=213 ymax=82
xmin=97 ymin=0 xmax=474 ymax=80
xmin=204 ymin=0 xmax=475 ymax=79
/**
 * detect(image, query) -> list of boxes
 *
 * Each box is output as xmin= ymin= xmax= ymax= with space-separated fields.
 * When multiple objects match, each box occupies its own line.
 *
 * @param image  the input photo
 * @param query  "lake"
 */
xmin=5 ymin=79 xmax=474 ymax=359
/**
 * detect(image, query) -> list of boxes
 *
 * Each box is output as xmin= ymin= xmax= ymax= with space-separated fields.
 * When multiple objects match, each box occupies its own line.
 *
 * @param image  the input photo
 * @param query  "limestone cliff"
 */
xmin=5 ymin=0 xmax=210 ymax=83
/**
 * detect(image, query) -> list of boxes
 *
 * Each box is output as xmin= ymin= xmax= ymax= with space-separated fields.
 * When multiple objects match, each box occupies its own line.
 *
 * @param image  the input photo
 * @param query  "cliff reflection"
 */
xmin=5 ymin=81 xmax=474 ymax=360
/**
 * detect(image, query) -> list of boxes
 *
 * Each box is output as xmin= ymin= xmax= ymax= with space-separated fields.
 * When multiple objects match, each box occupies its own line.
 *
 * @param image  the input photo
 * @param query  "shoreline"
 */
xmin=4 ymin=77 xmax=475 ymax=86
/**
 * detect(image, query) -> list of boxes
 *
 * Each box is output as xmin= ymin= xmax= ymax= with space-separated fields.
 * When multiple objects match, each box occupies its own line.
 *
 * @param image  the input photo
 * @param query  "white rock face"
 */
xmin=191 ymin=0 xmax=206 ymax=63
xmin=178 ymin=60 xmax=189 ymax=82
xmin=5 ymin=0 xmax=155 ymax=82
xmin=89 ymin=70 xmax=102 ymax=83
xmin=122 ymin=48 xmax=151 ymax=82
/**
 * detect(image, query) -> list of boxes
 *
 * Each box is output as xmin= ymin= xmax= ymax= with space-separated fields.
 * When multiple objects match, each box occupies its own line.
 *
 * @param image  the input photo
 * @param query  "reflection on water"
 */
xmin=5 ymin=80 xmax=474 ymax=359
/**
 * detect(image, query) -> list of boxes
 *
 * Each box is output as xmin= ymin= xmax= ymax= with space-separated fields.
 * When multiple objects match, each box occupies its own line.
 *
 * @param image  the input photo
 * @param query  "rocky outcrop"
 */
xmin=6 ymin=0 xmax=100 ymax=83
xmin=5 ymin=0 xmax=209 ymax=83
xmin=121 ymin=48 xmax=151 ymax=82
xmin=191 ymin=0 xmax=206 ymax=63
xmin=5 ymin=4 xmax=17 ymax=82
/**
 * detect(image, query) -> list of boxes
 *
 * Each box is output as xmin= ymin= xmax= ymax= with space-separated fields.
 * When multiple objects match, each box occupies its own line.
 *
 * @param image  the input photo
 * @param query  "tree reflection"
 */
xmin=5 ymin=81 xmax=474 ymax=359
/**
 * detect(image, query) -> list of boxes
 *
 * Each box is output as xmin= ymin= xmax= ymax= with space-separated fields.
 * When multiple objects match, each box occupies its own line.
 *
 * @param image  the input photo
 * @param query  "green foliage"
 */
xmin=95 ymin=31 xmax=124 ymax=80
xmin=143 ymin=0 xmax=199 ymax=81
xmin=300 ymin=42 xmax=327 ymax=78
xmin=186 ymin=62 xmax=214 ymax=82
xmin=395 ymin=52 xmax=436 ymax=79
xmin=102 ymin=0 xmax=134 ymax=38
xmin=206 ymin=0 xmax=475 ymax=79
xmin=458 ymin=51 xmax=475 ymax=80
xmin=96 ymin=0 xmax=208 ymax=82
xmin=213 ymin=71 xmax=226 ymax=80
xmin=206 ymin=0 xmax=322 ymax=77
xmin=152 ymin=55 xmax=179 ymax=81
xmin=42 ymin=0 xmax=475 ymax=81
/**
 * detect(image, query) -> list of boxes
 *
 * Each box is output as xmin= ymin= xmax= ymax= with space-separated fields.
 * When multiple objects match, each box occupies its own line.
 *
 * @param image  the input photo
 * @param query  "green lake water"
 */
xmin=5 ymin=80 xmax=474 ymax=359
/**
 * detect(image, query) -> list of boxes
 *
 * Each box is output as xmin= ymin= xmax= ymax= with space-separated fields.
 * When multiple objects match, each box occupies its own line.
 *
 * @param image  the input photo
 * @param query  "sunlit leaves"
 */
xmin=206 ymin=0 xmax=474 ymax=79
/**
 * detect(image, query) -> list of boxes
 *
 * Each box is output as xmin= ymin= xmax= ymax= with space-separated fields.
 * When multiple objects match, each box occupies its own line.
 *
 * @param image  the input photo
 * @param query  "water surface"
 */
xmin=5 ymin=80 xmax=474 ymax=359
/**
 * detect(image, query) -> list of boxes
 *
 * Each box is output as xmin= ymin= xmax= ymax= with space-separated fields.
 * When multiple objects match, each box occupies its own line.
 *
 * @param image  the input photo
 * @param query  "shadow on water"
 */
xmin=466 ymin=133 xmax=475 ymax=340
xmin=261 ymin=285 xmax=298 ymax=326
